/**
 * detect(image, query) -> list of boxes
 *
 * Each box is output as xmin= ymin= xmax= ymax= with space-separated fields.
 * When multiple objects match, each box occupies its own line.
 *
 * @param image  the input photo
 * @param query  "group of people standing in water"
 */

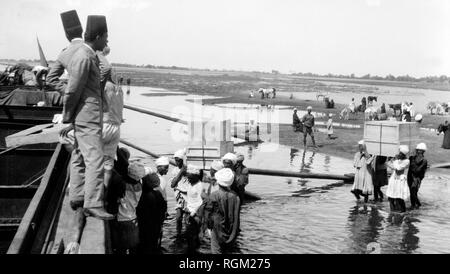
xmin=351 ymin=141 xmax=428 ymax=212
xmin=106 ymin=149 xmax=248 ymax=254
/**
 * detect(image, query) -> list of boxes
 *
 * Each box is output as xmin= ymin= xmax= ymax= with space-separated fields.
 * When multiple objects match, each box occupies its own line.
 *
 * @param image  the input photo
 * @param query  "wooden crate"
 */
xmin=185 ymin=141 xmax=234 ymax=169
xmin=188 ymin=119 xmax=231 ymax=142
xmin=363 ymin=121 xmax=420 ymax=156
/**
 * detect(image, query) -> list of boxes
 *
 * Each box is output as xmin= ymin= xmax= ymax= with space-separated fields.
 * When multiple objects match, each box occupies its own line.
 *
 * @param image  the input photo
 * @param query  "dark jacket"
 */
xmin=63 ymin=44 xmax=103 ymax=126
xmin=302 ymin=113 xmax=315 ymax=128
xmin=408 ymin=155 xmax=428 ymax=188
xmin=205 ymin=187 xmax=241 ymax=245
xmin=46 ymin=39 xmax=84 ymax=94
xmin=136 ymin=174 xmax=167 ymax=254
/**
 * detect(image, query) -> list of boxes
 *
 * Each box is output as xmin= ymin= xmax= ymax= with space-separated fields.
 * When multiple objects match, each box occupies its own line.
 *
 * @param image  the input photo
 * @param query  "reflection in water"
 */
xmin=346 ymin=204 xmax=384 ymax=254
xmin=324 ymin=155 xmax=331 ymax=172
xmin=290 ymin=148 xmax=298 ymax=165
xmin=300 ymin=150 xmax=316 ymax=173
xmin=400 ymin=217 xmax=420 ymax=253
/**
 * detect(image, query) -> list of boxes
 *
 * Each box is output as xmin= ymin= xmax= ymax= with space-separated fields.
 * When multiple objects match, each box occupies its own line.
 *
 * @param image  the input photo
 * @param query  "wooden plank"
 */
xmin=6 ymin=123 xmax=53 ymax=139
xmin=5 ymin=123 xmax=66 ymax=148
xmin=79 ymin=218 xmax=107 ymax=254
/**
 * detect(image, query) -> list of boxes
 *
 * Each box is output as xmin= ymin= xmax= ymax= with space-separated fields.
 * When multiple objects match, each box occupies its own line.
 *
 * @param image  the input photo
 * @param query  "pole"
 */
xmin=124 ymin=104 xmax=260 ymax=141
xmin=119 ymin=139 xmax=354 ymax=182
xmin=123 ymin=104 xmax=188 ymax=125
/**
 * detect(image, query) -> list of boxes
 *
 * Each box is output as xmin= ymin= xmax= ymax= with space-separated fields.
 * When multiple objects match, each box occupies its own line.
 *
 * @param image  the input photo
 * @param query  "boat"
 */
xmin=0 ymin=104 xmax=70 ymax=254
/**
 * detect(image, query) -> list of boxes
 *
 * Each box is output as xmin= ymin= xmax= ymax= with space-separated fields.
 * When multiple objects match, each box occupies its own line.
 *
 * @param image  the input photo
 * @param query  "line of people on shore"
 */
xmin=351 ymin=141 xmax=428 ymax=212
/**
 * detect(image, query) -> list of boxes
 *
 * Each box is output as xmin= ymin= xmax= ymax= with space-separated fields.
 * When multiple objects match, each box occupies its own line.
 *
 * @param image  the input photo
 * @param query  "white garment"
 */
xmin=327 ymin=119 xmax=333 ymax=135
xmin=170 ymin=167 xmax=190 ymax=208
xmin=186 ymin=182 xmax=203 ymax=215
xmin=117 ymin=182 xmax=142 ymax=222
xmin=386 ymin=159 xmax=410 ymax=200
xmin=157 ymin=173 xmax=168 ymax=201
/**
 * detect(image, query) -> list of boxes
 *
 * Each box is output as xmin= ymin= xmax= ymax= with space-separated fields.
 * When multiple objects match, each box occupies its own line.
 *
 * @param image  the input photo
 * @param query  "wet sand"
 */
xmin=201 ymin=93 xmax=449 ymax=165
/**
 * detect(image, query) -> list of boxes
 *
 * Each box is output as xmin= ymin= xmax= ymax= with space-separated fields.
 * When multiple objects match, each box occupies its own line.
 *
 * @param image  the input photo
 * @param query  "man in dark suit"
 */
xmin=46 ymin=10 xmax=84 ymax=94
xmin=60 ymin=15 xmax=112 ymax=220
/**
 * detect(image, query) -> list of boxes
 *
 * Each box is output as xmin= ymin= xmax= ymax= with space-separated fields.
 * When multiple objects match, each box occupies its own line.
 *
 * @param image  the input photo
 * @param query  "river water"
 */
xmin=120 ymin=85 xmax=450 ymax=254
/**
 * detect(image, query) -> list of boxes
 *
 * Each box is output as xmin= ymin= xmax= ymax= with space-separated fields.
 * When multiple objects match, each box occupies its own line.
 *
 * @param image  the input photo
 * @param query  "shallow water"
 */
xmin=121 ymin=86 xmax=450 ymax=254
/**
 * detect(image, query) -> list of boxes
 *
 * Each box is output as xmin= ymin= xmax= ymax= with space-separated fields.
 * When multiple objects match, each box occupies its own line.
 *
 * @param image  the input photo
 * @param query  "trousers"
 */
xmin=388 ymin=197 xmax=406 ymax=212
xmin=69 ymin=123 xmax=105 ymax=209
xmin=409 ymin=186 xmax=421 ymax=207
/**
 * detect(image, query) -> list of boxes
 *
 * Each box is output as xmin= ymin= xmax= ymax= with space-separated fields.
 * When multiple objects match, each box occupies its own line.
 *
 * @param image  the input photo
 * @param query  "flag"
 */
xmin=36 ymin=36 xmax=48 ymax=67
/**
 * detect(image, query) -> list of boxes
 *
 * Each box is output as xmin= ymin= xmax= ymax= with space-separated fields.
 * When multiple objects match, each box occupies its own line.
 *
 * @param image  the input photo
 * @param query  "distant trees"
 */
xmin=289 ymin=70 xmax=450 ymax=84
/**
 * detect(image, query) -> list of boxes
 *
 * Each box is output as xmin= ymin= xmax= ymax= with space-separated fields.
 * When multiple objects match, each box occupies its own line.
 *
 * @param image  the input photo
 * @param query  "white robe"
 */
xmin=386 ymin=159 xmax=410 ymax=200
xmin=352 ymin=152 xmax=374 ymax=195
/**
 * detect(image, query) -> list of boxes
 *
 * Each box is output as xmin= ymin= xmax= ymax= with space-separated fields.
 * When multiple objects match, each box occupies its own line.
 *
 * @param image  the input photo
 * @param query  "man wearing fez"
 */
xmin=47 ymin=10 xmax=84 ymax=94
xmin=60 ymin=15 xmax=113 ymax=220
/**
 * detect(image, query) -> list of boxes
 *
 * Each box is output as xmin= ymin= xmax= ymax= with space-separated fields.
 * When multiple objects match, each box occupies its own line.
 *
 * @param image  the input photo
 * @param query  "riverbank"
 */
xmin=204 ymin=94 xmax=449 ymax=165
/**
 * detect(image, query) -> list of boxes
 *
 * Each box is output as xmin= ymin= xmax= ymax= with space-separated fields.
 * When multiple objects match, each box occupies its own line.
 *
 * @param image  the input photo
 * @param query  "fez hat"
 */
xmin=84 ymin=15 xmax=108 ymax=41
xmin=60 ymin=10 xmax=83 ymax=41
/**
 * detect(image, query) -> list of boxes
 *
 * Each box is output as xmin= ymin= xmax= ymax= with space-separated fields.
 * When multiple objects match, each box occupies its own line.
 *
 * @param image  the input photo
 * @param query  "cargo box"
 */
xmin=363 ymin=121 xmax=420 ymax=156
xmin=185 ymin=141 xmax=234 ymax=169
xmin=188 ymin=119 xmax=231 ymax=142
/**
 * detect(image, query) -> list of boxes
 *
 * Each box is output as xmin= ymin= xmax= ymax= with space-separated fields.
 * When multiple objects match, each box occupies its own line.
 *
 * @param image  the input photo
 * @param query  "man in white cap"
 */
xmin=185 ymin=165 xmax=204 ymax=254
xmin=155 ymin=156 xmax=170 ymax=201
xmin=233 ymin=153 xmax=249 ymax=204
xmin=59 ymin=15 xmax=111 ymax=220
xmin=301 ymin=106 xmax=317 ymax=148
xmin=170 ymin=149 xmax=190 ymax=236
xmin=386 ymin=145 xmax=410 ymax=212
xmin=204 ymin=168 xmax=240 ymax=254
xmin=414 ymin=114 xmax=423 ymax=124
xmin=222 ymin=152 xmax=237 ymax=169
xmin=407 ymin=143 xmax=428 ymax=209
xmin=351 ymin=140 xmax=374 ymax=203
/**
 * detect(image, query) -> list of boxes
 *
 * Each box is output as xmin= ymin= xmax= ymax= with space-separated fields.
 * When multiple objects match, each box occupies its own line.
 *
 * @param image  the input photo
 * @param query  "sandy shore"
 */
xmin=201 ymin=93 xmax=449 ymax=165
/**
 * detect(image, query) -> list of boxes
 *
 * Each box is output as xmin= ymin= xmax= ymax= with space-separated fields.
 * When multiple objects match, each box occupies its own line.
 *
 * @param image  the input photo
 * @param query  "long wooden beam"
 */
xmin=119 ymin=140 xmax=354 ymax=181
xmin=248 ymin=168 xmax=353 ymax=181
xmin=123 ymin=104 xmax=187 ymax=125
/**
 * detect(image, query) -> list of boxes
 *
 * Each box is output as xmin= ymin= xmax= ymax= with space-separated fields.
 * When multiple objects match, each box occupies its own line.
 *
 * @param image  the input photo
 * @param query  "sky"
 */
xmin=0 ymin=0 xmax=449 ymax=77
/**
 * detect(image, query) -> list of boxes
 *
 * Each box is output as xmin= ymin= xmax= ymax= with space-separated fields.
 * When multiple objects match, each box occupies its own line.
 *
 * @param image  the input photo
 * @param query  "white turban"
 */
xmin=186 ymin=165 xmax=201 ymax=175
xmin=415 ymin=114 xmax=423 ymax=122
xmin=32 ymin=65 xmax=48 ymax=73
xmin=215 ymin=168 xmax=235 ymax=188
xmin=416 ymin=143 xmax=427 ymax=151
xmin=222 ymin=153 xmax=238 ymax=164
xmin=173 ymin=149 xmax=186 ymax=159
xmin=399 ymin=145 xmax=409 ymax=154
xmin=358 ymin=140 xmax=365 ymax=145
xmin=155 ymin=156 xmax=169 ymax=166
xmin=307 ymin=106 xmax=312 ymax=110
xmin=128 ymin=162 xmax=146 ymax=181
xmin=210 ymin=160 xmax=224 ymax=171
